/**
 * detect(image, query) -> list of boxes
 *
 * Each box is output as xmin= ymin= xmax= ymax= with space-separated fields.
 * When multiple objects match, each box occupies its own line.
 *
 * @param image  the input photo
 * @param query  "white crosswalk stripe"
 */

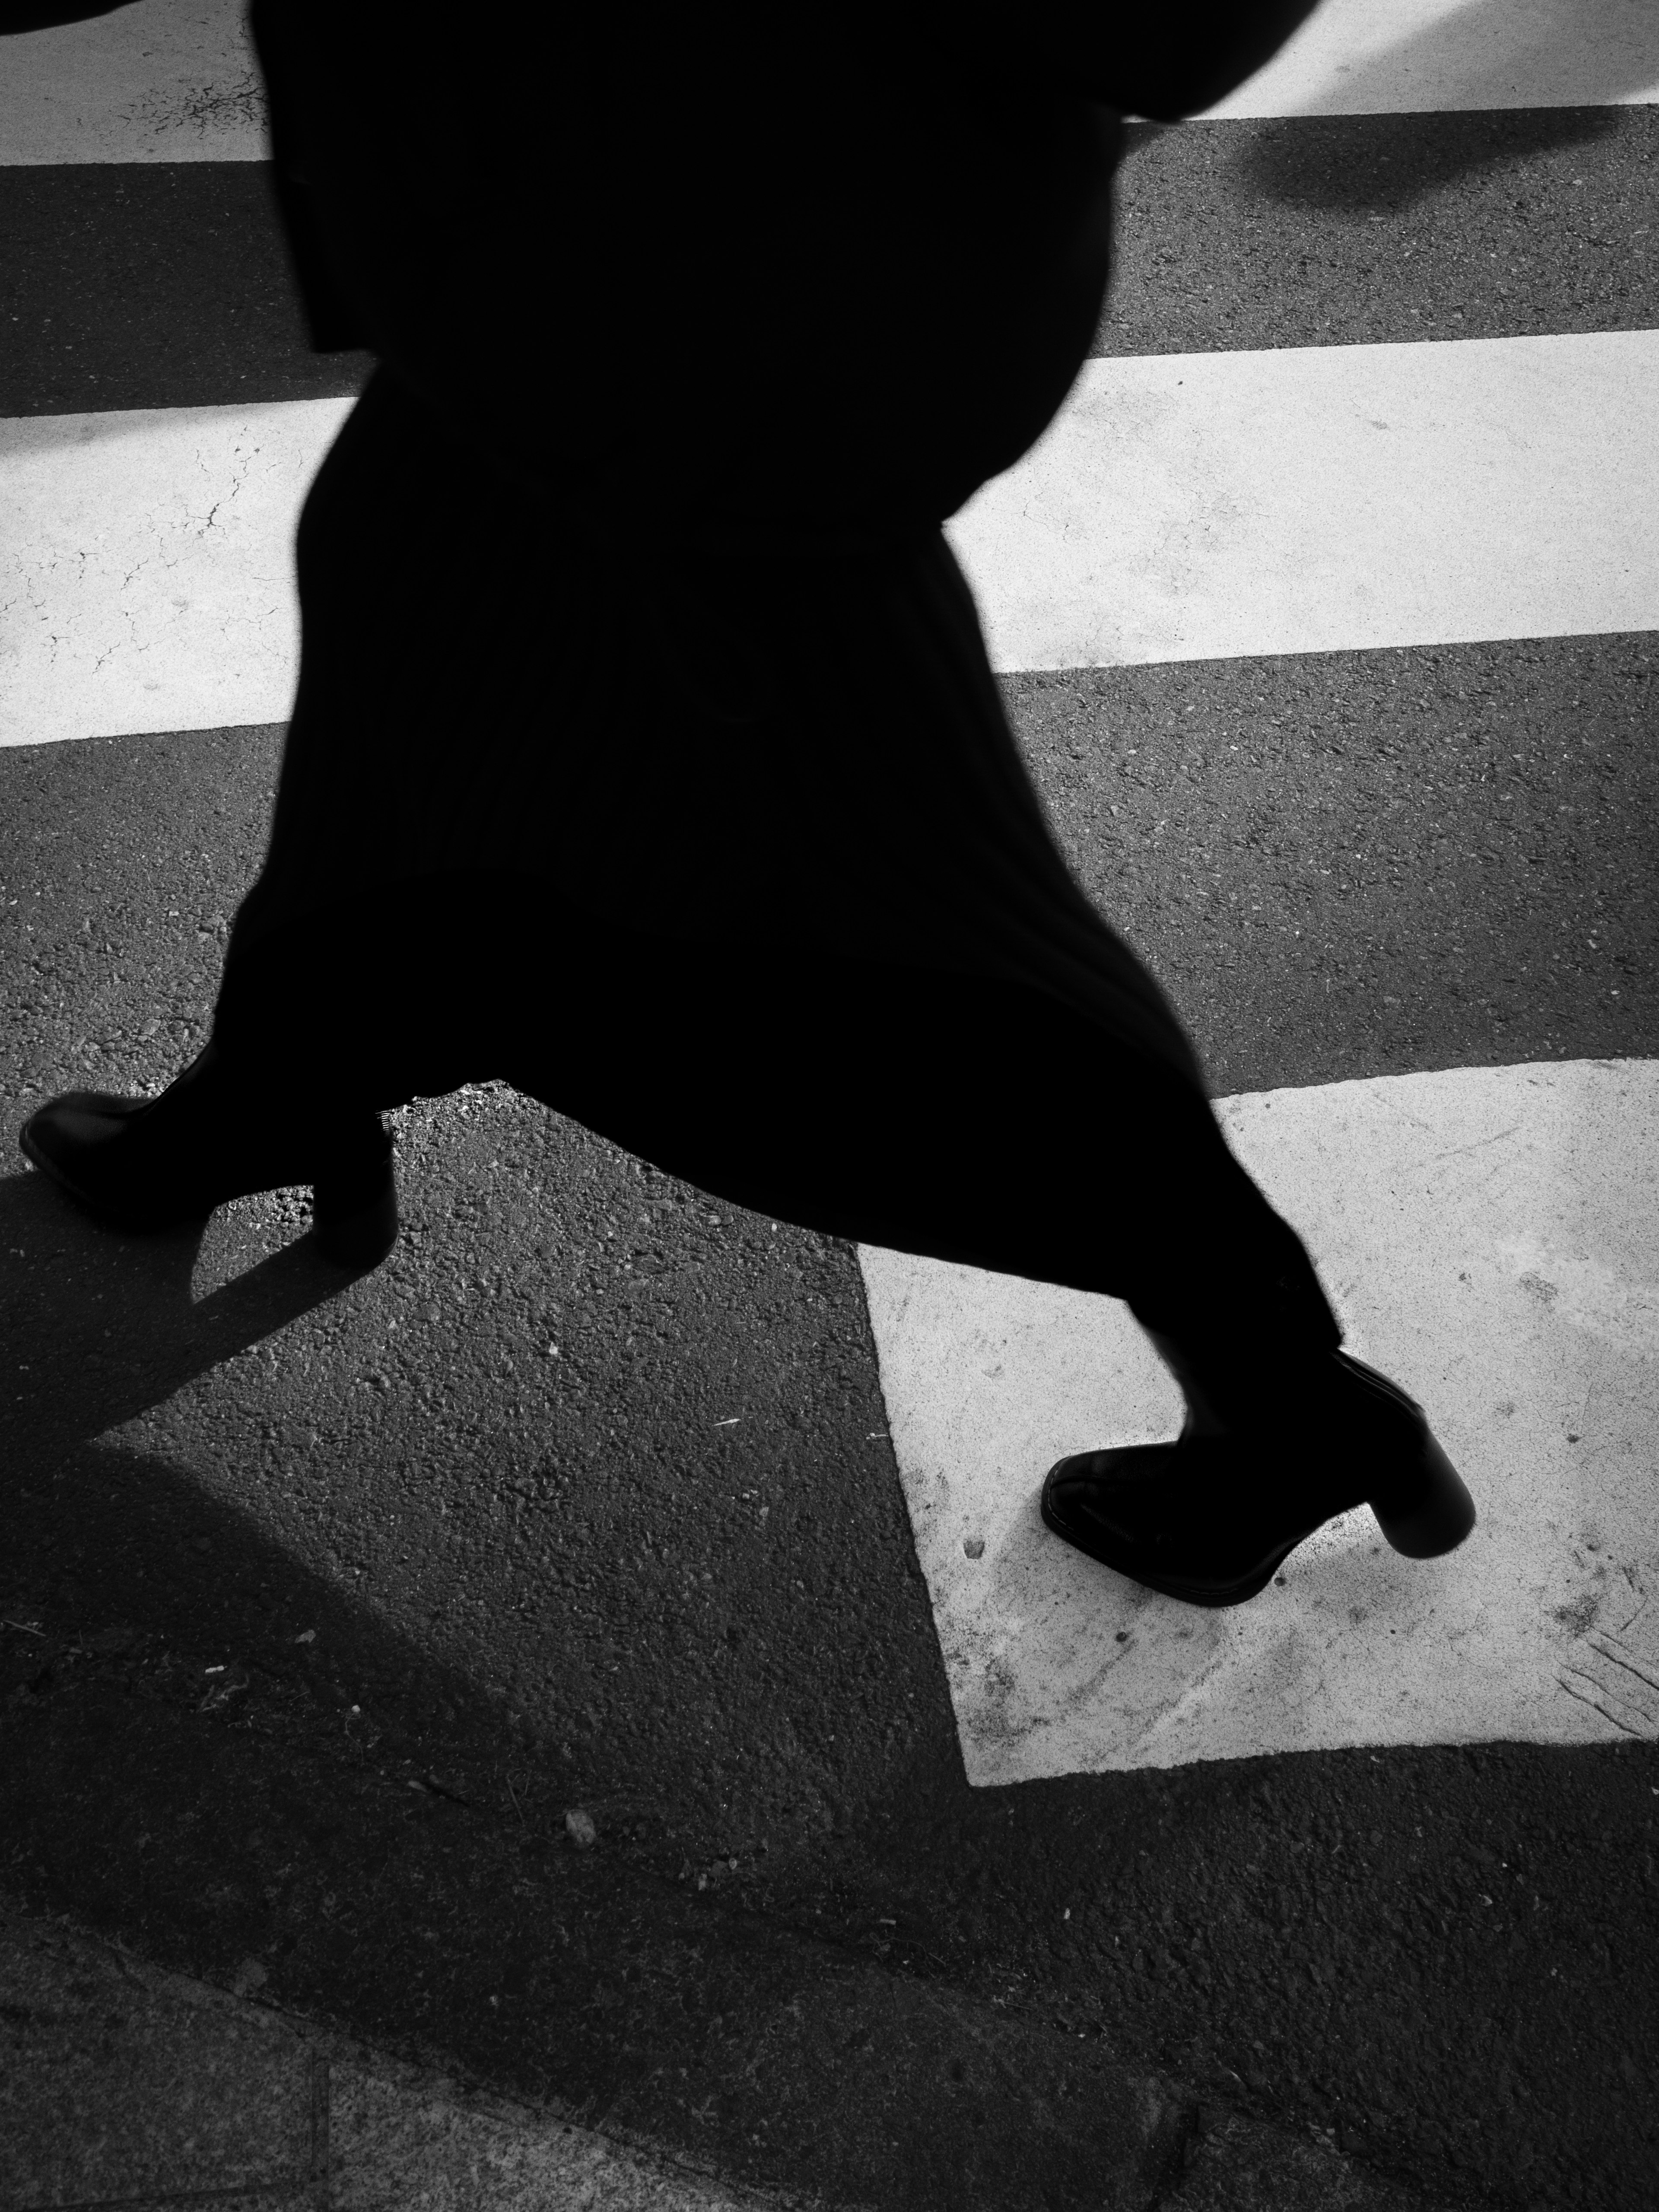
xmin=863 ymin=1058 xmax=1659 ymax=1780
xmin=2 ymin=400 xmax=346 ymax=746
xmin=1195 ymin=0 xmax=1659 ymax=116
xmin=950 ymin=332 xmax=1659 ymax=671
xmin=13 ymin=330 xmax=1657 ymax=746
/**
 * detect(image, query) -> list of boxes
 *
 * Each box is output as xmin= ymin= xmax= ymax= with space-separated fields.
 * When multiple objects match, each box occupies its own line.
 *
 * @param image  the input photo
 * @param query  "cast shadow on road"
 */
xmin=2 ymin=1168 xmax=343 ymax=1461
xmin=0 ymin=1135 xmax=963 ymax=1870
xmin=1238 ymin=102 xmax=1622 ymax=212
xmin=1231 ymin=0 xmax=1654 ymax=209
xmin=0 ymin=1162 xmax=510 ymax=1748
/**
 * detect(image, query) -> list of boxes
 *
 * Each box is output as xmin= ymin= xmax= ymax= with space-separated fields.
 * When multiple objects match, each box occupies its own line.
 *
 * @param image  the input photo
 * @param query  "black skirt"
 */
xmin=224 ymin=367 xmax=1201 ymax=1095
xmin=213 ymin=369 xmax=1340 ymax=1335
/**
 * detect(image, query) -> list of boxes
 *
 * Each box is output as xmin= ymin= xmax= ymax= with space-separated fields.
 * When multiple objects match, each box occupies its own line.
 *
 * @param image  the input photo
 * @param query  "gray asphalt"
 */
xmin=6 ymin=639 xmax=1658 ymax=2207
xmin=5 ymin=109 xmax=1655 ymax=421
xmin=1105 ymin=107 xmax=1659 ymax=354
xmin=1010 ymin=638 xmax=1659 ymax=1095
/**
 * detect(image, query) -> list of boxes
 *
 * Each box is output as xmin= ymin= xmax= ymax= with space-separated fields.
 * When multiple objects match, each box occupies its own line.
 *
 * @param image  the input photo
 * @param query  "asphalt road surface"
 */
xmin=3 ymin=4 xmax=1657 ymax=2209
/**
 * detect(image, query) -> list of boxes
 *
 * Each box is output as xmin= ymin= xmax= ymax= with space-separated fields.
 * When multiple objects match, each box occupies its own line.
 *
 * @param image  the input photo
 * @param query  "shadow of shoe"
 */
xmin=0 ymin=1161 xmax=378 ymax=1473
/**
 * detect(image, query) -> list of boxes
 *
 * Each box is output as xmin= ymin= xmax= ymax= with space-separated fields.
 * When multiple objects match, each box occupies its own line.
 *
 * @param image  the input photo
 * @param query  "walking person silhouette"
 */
xmin=14 ymin=0 xmax=1476 ymax=1605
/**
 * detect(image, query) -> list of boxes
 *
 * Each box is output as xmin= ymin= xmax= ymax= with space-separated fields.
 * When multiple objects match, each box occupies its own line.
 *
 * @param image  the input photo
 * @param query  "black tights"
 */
xmin=210 ymin=872 xmax=1341 ymax=1356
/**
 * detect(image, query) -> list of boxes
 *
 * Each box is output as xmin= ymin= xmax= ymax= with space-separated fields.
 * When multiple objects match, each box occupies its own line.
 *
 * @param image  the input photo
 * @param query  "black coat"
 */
xmin=6 ymin=0 xmax=1319 ymax=525
xmin=242 ymin=0 xmax=1318 ymax=523
xmin=8 ymin=0 xmax=1321 ymax=1089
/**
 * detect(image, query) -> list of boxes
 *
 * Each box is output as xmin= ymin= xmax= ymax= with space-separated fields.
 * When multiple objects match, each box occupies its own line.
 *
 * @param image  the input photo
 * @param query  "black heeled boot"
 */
xmin=1040 ymin=1291 xmax=1476 ymax=1607
xmin=17 ymin=1041 xmax=397 ymax=1269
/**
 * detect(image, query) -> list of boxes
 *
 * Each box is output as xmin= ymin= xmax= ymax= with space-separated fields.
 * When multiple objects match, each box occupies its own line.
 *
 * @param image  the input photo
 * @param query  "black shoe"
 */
xmin=17 ymin=1046 xmax=398 ymax=1269
xmin=303 ymin=1122 xmax=398 ymax=1268
xmin=1040 ymin=1351 xmax=1476 ymax=1608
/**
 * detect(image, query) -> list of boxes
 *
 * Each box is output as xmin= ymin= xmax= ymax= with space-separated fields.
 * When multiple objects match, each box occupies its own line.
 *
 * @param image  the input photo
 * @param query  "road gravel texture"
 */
xmin=1105 ymin=108 xmax=1659 ymax=353
xmin=1008 ymin=638 xmax=1659 ymax=1095
xmin=4 ymin=712 xmax=1657 ymax=2208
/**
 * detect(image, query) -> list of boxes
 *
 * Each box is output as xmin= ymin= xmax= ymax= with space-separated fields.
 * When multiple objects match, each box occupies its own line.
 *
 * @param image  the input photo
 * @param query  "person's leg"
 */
xmin=23 ymin=868 xmax=1471 ymax=1598
xmin=511 ymin=923 xmax=1328 ymax=1335
xmin=210 ymin=868 xmax=1386 ymax=1436
xmin=13 ymin=865 xmax=484 ymax=1267
xmin=485 ymin=900 xmax=1471 ymax=1604
xmin=197 ymin=865 xmax=1326 ymax=1342
xmin=16 ymin=367 xmax=507 ymax=1265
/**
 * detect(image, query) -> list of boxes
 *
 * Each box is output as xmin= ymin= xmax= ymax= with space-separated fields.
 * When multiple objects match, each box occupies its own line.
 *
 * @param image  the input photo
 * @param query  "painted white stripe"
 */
xmin=5 ymin=0 xmax=1653 ymax=168
xmin=9 ymin=328 xmax=1656 ymax=746
xmin=946 ymin=331 xmax=1659 ymax=674
xmin=1200 ymin=0 xmax=1659 ymax=117
xmin=858 ymin=1057 xmax=1659 ymax=1783
xmin=0 ymin=399 xmax=350 ymax=747
xmin=0 ymin=0 xmax=265 ymax=165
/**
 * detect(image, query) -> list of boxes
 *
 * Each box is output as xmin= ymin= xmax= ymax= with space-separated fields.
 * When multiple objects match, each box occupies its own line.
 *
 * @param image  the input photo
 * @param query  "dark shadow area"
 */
xmin=0 ymin=1118 xmax=951 ymax=1874
xmin=1104 ymin=108 xmax=1658 ymax=355
xmin=1239 ymin=102 xmax=1621 ymax=212
xmin=4 ymin=1442 xmax=1654 ymax=2212
xmin=0 ymin=163 xmax=375 ymax=417
xmin=0 ymin=721 xmax=956 ymax=1889
xmin=0 ymin=1165 xmax=545 ymax=1777
xmin=0 ymin=1170 xmax=1198 ymax=2212
xmin=0 ymin=1173 xmax=356 ymax=1469
xmin=0 ymin=1160 xmax=572 ymax=1824
xmin=0 ymin=1433 xmax=1194 ymax=2212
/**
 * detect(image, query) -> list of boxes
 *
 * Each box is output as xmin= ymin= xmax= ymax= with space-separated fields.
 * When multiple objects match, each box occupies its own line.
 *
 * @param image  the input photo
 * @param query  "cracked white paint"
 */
xmin=946 ymin=332 xmax=1659 ymax=674
xmin=858 ymin=1058 xmax=1659 ymax=1782
xmin=17 ymin=327 xmax=1657 ymax=749
xmin=0 ymin=400 xmax=350 ymax=746
xmin=1198 ymin=0 xmax=1659 ymax=117
xmin=0 ymin=0 xmax=264 ymax=165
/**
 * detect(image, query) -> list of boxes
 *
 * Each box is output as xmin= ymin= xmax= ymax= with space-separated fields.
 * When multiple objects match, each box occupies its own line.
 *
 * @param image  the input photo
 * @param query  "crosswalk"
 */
xmin=3 ymin=0 xmax=1655 ymax=1790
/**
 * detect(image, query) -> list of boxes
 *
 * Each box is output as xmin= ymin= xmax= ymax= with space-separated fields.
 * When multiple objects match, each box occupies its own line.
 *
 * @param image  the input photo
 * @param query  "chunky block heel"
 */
xmin=1370 ymin=1427 xmax=1477 ymax=1557
xmin=19 ymin=1051 xmax=398 ymax=1270
xmin=1040 ymin=1345 xmax=1478 ymax=1607
xmin=310 ymin=1128 xmax=397 ymax=1269
xmin=1332 ymin=1351 xmax=1478 ymax=1559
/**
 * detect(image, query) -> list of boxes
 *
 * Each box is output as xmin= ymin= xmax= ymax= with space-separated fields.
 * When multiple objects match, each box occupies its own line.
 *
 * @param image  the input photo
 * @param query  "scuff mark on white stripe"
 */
xmin=0 ymin=400 xmax=351 ymax=747
xmin=0 ymin=0 xmax=266 ymax=165
xmin=857 ymin=1058 xmax=1659 ymax=1781
xmin=6 ymin=0 xmax=1654 ymax=168
xmin=1199 ymin=0 xmax=1659 ymax=117
xmin=1494 ymin=1233 xmax=1659 ymax=1360
xmin=947 ymin=332 xmax=1659 ymax=674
